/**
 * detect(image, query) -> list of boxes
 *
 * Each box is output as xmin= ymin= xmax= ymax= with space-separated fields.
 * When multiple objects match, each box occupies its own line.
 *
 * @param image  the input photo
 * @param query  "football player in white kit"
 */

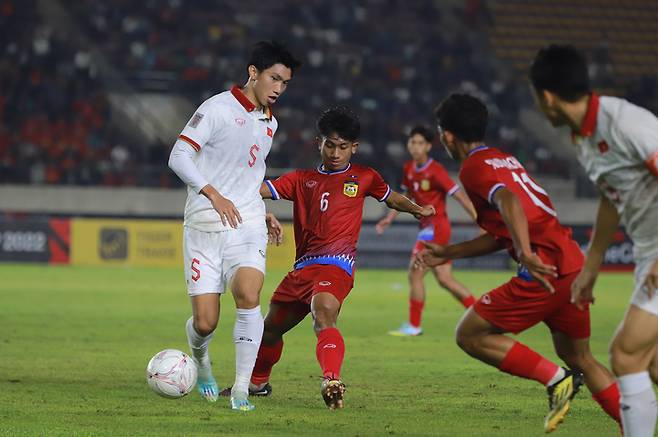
xmin=531 ymin=45 xmax=658 ymax=437
xmin=168 ymin=41 xmax=300 ymax=411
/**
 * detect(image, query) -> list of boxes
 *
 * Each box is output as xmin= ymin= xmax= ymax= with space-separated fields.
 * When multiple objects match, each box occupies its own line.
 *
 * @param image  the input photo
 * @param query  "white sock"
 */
xmin=231 ymin=306 xmax=264 ymax=397
xmin=618 ymin=371 xmax=657 ymax=437
xmin=186 ymin=317 xmax=213 ymax=378
xmin=547 ymin=367 xmax=566 ymax=387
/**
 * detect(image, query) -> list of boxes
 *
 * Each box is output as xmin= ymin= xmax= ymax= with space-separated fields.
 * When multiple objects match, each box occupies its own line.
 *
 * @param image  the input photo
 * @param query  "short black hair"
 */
xmin=248 ymin=40 xmax=302 ymax=75
xmin=529 ymin=45 xmax=590 ymax=102
xmin=434 ymin=94 xmax=488 ymax=143
xmin=408 ymin=125 xmax=434 ymax=143
xmin=317 ymin=106 xmax=360 ymax=142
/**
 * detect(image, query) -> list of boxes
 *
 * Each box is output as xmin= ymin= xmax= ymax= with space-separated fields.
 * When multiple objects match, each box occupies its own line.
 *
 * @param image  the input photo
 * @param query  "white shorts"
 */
xmin=630 ymin=256 xmax=658 ymax=316
xmin=183 ymin=220 xmax=267 ymax=296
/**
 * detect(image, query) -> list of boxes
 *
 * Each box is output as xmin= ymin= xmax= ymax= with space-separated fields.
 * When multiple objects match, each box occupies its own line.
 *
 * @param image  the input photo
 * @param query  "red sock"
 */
xmin=251 ymin=340 xmax=283 ymax=385
xmin=461 ymin=295 xmax=476 ymax=308
xmin=592 ymin=382 xmax=622 ymax=425
xmin=409 ymin=299 xmax=424 ymax=328
xmin=316 ymin=327 xmax=345 ymax=380
xmin=499 ymin=342 xmax=560 ymax=385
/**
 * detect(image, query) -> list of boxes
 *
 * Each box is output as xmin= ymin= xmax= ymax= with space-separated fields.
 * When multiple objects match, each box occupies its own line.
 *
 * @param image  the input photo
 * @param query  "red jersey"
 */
xmin=265 ymin=163 xmax=391 ymax=276
xmin=459 ymin=146 xmax=583 ymax=275
xmin=401 ymin=158 xmax=459 ymax=228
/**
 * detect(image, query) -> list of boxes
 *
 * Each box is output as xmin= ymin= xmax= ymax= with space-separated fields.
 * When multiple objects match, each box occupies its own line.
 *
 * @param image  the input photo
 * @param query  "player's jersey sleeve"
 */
xmin=177 ymin=100 xmax=224 ymax=152
xmin=266 ymin=171 xmax=300 ymax=201
xmin=461 ymin=159 xmax=505 ymax=205
xmin=366 ymin=168 xmax=392 ymax=202
xmin=433 ymin=164 xmax=460 ymax=196
xmin=400 ymin=164 xmax=411 ymax=192
xmin=617 ymin=106 xmax=658 ymax=177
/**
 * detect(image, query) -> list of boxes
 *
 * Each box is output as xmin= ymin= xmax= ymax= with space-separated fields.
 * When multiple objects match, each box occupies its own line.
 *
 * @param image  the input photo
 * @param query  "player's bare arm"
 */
xmin=375 ymin=192 xmax=406 ymax=234
xmin=492 ymin=187 xmax=557 ymax=292
xmin=384 ymin=191 xmax=435 ymax=219
xmin=570 ymin=195 xmax=620 ymax=308
xmin=259 ymin=183 xmax=283 ymax=245
xmin=265 ymin=213 xmax=283 ymax=246
xmin=452 ymin=189 xmax=478 ymax=222
xmin=200 ymin=184 xmax=242 ymax=228
xmin=416 ymin=233 xmax=502 ymax=268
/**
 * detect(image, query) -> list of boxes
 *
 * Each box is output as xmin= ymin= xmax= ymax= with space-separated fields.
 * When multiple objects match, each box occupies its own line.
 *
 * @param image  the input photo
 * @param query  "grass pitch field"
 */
xmin=0 ymin=264 xmax=632 ymax=436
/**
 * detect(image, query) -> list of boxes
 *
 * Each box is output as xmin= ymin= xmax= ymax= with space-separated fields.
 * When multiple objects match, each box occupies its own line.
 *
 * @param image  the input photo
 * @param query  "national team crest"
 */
xmin=343 ymin=181 xmax=359 ymax=197
xmin=420 ymin=179 xmax=430 ymax=191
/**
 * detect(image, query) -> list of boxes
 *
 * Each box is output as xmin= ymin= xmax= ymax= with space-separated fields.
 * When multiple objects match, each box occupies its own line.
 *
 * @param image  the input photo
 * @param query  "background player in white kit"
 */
xmin=168 ymin=41 xmax=301 ymax=411
xmin=531 ymin=45 xmax=658 ymax=437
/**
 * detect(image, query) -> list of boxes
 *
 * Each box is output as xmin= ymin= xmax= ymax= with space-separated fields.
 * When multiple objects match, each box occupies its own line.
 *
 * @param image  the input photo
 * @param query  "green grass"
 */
xmin=0 ymin=264 xmax=632 ymax=436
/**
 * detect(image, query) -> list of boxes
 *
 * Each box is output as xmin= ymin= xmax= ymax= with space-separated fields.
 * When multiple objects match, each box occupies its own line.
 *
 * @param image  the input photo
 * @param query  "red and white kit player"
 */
xmin=376 ymin=125 xmax=478 ymax=337
xmin=531 ymin=44 xmax=658 ymax=437
xmin=168 ymin=41 xmax=300 ymax=411
xmin=242 ymin=106 xmax=434 ymax=409
xmin=419 ymin=94 xmax=621 ymax=433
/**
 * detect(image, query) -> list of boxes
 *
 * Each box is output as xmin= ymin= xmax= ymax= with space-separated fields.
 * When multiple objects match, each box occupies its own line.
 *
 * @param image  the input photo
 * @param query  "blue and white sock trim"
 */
xmin=265 ymin=180 xmax=280 ymax=200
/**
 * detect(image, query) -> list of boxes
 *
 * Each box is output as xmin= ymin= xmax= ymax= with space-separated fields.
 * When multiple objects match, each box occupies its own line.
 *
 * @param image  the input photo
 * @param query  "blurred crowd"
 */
xmin=1 ymin=0 xmax=599 ymax=188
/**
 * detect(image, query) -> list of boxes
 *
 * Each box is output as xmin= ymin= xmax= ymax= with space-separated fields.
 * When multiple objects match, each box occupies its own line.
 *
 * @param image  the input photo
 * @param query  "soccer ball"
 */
xmin=146 ymin=349 xmax=197 ymax=398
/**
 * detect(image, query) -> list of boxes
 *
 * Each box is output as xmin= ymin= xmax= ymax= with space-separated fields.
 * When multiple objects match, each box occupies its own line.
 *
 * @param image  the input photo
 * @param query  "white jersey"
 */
xmin=573 ymin=94 xmax=658 ymax=259
xmin=177 ymin=86 xmax=277 ymax=232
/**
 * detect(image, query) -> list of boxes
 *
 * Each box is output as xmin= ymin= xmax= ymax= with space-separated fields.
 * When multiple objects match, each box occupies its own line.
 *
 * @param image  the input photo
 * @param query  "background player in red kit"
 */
xmin=376 ymin=125 xmax=478 ymax=337
xmin=417 ymin=94 xmax=620 ymax=432
xmin=240 ymin=106 xmax=434 ymax=409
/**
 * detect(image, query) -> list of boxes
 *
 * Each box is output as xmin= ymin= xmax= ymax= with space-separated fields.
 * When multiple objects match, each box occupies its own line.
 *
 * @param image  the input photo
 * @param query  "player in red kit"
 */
xmin=222 ymin=106 xmax=434 ymax=409
xmin=376 ymin=125 xmax=478 ymax=337
xmin=417 ymin=94 xmax=620 ymax=432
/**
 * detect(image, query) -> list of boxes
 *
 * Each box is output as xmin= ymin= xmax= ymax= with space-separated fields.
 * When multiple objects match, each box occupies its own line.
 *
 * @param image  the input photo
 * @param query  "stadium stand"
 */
xmin=2 ymin=0 xmax=654 ymax=190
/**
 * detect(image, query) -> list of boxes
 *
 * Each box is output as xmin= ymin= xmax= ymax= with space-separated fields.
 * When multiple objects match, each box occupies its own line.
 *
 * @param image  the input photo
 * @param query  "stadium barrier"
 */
xmin=0 ymin=215 xmax=634 ymax=271
xmin=0 ymin=216 xmax=70 ymax=264
xmin=69 ymin=218 xmax=296 ymax=269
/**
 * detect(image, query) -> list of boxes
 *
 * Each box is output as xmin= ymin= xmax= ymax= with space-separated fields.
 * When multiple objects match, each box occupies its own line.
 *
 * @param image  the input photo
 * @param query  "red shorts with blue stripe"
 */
xmin=412 ymin=218 xmax=451 ymax=257
xmin=271 ymin=264 xmax=354 ymax=307
xmin=473 ymin=270 xmax=590 ymax=339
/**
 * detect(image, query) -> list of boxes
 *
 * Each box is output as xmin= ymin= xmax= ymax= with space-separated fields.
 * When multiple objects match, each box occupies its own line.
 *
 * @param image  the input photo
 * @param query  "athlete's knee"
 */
xmin=232 ymin=288 xmax=261 ymax=309
xmin=408 ymin=266 xmax=424 ymax=282
xmin=455 ymin=323 xmax=480 ymax=355
xmin=436 ymin=273 xmax=452 ymax=290
xmin=557 ymin=349 xmax=593 ymax=372
xmin=609 ymin=339 xmax=638 ymax=375
xmin=194 ymin=316 xmax=218 ymax=337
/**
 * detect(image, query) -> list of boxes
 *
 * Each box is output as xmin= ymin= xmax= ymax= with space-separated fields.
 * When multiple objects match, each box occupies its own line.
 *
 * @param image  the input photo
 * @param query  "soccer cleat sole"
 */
xmin=230 ymin=397 xmax=255 ymax=412
xmin=388 ymin=330 xmax=423 ymax=337
xmin=197 ymin=383 xmax=219 ymax=403
xmin=321 ymin=379 xmax=346 ymax=410
xmin=544 ymin=371 xmax=583 ymax=433
xmin=544 ymin=400 xmax=571 ymax=433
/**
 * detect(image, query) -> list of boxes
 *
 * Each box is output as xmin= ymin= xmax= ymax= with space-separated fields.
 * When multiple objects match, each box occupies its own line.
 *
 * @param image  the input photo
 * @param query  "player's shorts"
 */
xmin=473 ymin=270 xmax=590 ymax=339
xmin=630 ymin=255 xmax=658 ymax=316
xmin=271 ymin=264 xmax=354 ymax=307
xmin=183 ymin=219 xmax=267 ymax=296
xmin=412 ymin=218 xmax=451 ymax=257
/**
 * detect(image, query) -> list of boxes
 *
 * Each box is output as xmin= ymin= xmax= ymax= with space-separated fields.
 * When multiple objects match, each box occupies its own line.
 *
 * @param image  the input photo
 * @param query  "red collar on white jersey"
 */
xmin=230 ymin=85 xmax=273 ymax=120
xmin=577 ymin=92 xmax=599 ymax=137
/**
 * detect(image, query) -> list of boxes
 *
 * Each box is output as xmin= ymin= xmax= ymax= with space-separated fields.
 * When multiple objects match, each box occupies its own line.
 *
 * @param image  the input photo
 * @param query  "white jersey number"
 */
xmin=320 ymin=192 xmax=330 ymax=212
xmin=511 ymin=171 xmax=557 ymax=217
